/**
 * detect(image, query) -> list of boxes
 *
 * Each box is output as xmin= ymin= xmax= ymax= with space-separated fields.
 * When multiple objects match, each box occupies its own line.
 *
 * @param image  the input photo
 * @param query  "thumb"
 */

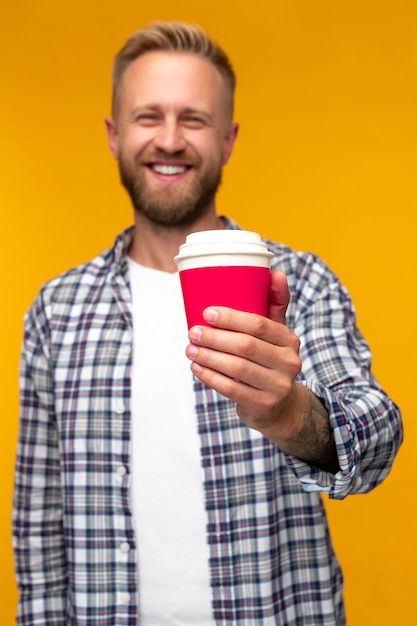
xmin=267 ymin=270 xmax=290 ymax=324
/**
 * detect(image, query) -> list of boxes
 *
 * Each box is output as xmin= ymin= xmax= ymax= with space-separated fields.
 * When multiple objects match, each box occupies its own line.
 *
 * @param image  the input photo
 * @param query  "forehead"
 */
xmin=118 ymin=51 xmax=228 ymax=113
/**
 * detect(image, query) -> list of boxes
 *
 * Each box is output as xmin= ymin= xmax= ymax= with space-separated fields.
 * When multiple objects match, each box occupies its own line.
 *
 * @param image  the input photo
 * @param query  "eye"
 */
xmin=135 ymin=113 xmax=160 ymax=126
xmin=182 ymin=116 xmax=206 ymax=129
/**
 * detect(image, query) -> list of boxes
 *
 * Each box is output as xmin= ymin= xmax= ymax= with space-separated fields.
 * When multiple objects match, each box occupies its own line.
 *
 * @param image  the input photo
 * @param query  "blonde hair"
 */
xmin=111 ymin=21 xmax=236 ymax=119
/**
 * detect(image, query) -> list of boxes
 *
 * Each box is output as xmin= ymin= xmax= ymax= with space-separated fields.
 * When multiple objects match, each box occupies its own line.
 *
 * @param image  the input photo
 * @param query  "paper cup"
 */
xmin=174 ymin=230 xmax=274 ymax=328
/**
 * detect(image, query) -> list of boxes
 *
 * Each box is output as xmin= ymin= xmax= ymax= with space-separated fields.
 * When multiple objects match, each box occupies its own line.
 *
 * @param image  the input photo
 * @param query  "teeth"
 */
xmin=151 ymin=164 xmax=187 ymax=175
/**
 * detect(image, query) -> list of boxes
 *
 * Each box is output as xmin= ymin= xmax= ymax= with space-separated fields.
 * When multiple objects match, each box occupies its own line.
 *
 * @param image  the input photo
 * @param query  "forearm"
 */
xmin=252 ymin=382 xmax=340 ymax=474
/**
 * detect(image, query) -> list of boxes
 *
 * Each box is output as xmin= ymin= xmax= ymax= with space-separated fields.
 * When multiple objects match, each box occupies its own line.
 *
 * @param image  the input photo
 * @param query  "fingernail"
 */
xmin=204 ymin=308 xmax=218 ymax=323
xmin=189 ymin=327 xmax=202 ymax=342
xmin=186 ymin=344 xmax=199 ymax=358
xmin=191 ymin=362 xmax=202 ymax=375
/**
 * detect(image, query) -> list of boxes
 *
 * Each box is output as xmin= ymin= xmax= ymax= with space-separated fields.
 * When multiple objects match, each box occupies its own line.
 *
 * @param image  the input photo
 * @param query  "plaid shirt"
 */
xmin=13 ymin=218 xmax=402 ymax=625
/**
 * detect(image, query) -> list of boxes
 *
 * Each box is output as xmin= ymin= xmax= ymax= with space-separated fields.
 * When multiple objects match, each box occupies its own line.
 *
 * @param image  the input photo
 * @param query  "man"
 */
xmin=13 ymin=21 xmax=402 ymax=626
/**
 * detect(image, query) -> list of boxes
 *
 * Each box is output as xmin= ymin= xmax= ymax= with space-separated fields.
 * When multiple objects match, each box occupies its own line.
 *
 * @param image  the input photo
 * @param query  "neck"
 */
xmin=128 ymin=211 xmax=225 ymax=273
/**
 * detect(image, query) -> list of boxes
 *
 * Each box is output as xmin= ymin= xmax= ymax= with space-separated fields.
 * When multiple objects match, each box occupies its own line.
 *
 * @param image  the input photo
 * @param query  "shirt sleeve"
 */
xmin=13 ymin=294 xmax=68 ymax=624
xmin=283 ymin=254 xmax=403 ymax=499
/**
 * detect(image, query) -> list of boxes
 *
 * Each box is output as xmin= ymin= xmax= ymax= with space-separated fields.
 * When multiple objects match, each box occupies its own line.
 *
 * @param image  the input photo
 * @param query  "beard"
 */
xmin=118 ymin=149 xmax=223 ymax=228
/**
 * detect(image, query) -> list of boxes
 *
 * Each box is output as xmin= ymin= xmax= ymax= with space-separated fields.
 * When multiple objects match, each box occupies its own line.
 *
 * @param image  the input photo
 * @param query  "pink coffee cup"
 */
xmin=174 ymin=230 xmax=274 ymax=328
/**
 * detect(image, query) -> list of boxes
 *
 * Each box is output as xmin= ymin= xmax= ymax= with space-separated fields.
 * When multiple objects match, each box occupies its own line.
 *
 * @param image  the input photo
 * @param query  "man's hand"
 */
xmin=185 ymin=270 xmax=339 ymax=473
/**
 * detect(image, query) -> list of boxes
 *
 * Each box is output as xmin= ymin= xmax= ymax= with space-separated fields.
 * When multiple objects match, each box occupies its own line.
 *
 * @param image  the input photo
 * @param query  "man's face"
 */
xmin=106 ymin=51 xmax=238 ymax=227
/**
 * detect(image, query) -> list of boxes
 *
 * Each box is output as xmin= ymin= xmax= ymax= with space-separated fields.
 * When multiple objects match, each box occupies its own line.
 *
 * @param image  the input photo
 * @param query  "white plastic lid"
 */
xmin=174 ymin=229 xmax=273 ymax=263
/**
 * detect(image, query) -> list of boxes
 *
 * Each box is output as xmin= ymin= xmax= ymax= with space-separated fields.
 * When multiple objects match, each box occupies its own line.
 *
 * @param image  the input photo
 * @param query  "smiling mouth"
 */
xmin=149 ymin=163 xmax=190 ymax=176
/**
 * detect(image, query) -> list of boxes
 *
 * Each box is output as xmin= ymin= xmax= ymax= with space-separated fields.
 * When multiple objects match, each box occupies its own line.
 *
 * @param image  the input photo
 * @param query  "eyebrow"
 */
xmin=128 ymin=104 xmax=159 ymax=120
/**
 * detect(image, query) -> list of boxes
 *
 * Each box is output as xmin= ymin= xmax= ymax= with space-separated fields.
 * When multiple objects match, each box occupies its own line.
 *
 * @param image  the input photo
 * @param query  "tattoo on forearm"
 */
xmin=291 ymin=395 xmax=340 ymax=474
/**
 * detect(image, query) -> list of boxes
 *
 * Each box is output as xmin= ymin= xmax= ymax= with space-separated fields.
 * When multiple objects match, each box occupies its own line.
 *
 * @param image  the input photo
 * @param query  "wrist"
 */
xmin=258 ymin=383 xmax=308 ymax=444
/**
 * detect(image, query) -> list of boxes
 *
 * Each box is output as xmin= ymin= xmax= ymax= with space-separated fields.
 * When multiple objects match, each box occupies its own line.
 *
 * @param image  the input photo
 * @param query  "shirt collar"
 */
xmin=113 ymin=226 xmax=135 ymax=266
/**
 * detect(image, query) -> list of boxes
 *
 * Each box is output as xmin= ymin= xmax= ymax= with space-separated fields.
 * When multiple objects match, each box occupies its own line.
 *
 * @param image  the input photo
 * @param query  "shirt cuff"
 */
xmin=283 ymin=379 xmax=363 ymax=499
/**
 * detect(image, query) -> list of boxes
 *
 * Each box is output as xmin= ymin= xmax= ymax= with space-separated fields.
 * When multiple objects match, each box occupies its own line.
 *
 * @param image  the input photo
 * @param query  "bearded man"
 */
xmin=13 ymin=21 xmax=402 ymax=626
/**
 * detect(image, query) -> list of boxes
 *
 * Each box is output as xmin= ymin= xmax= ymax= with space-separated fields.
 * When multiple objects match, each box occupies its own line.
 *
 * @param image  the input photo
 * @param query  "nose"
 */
xmin=153 ymin=120 xmax=187 ymax=154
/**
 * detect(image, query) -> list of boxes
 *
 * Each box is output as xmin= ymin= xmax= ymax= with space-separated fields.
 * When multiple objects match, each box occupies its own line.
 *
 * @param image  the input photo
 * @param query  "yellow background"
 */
xmin=1 ymin=0 xmax=415 ymax=623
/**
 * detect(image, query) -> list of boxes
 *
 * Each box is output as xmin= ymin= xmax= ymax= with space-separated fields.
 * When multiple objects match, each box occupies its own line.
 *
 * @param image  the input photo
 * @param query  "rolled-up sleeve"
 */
xmin=282 ymin=253 xmax=403 ymax=499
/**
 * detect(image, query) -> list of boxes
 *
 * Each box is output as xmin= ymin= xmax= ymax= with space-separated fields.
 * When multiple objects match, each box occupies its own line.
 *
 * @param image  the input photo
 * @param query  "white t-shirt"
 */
xmin=128 ymin=258 xmax=213 ymax=625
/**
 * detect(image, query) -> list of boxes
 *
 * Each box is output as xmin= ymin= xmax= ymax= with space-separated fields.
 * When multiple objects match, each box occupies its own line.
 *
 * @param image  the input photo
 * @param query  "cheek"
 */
xmin=197 ymin=135 xmax=227 ymax=164
xmin=119 ymin=128 xmax=155 ymax=157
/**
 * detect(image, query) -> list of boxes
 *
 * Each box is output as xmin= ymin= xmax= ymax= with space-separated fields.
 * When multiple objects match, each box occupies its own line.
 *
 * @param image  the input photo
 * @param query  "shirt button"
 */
xmin=120 ymin=542 xmax=130 ymax=553
xmin=114 ymin=401 xmax=125 ymax=414
xmin=120 ymin=592 xmax=131 ymax=604
xmin=117 ymin=466 xmax=127 ymax=477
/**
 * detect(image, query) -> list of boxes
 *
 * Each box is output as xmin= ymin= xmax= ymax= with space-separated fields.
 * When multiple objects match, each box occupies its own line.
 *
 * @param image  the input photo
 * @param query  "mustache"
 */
xmin=136 ymin=148 xmax=200 ymax=167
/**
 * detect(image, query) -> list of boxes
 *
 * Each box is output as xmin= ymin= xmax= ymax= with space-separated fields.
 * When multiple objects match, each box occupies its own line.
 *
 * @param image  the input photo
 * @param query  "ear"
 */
xmin=104 ymin=116 xmax=119 ymax=160
xmin=223 ymin=122 xmax=239 ymax=165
